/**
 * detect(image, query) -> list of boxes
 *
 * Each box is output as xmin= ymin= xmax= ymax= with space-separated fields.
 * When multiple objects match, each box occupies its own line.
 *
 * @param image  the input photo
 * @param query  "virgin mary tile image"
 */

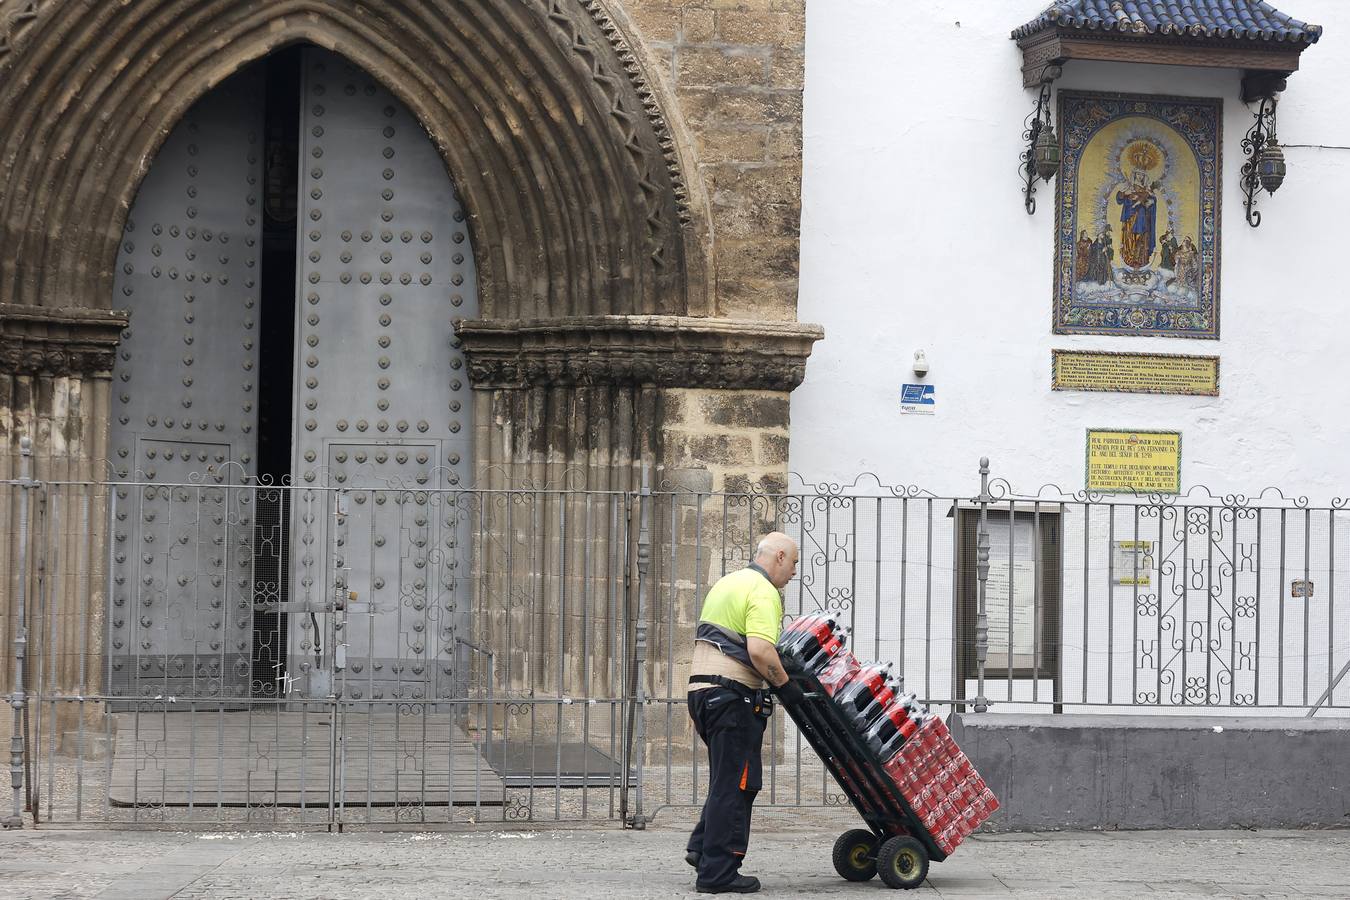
xmin=1054 ymin=92 xmax=1221 ymax=339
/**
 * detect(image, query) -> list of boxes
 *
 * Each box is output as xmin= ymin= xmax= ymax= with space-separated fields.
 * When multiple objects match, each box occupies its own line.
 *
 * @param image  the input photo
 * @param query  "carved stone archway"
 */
xmin=0 ymin=0 xmax=702 ymax=321
xmin=0 ymin=2 xmax=821 ymax=749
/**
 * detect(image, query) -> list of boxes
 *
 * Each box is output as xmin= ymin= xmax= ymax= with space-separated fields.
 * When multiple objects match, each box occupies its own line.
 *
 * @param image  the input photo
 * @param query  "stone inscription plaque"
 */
xmin=1086 ymin=429 xmax=1181 ymax=495
xmin=1052 ymin=350 xmax=1218 ymax=396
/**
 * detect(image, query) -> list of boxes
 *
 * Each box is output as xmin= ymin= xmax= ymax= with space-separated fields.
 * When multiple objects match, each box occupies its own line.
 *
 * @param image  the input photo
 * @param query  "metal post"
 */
xmin=973 ymin=457 xmax=991 ymax=714
xmin=1307 ymin=657 xmax=1350 ymax=718
xmin=455 ymin=637 xmax=495 ymax=750
xmin=5 ymin=436 xmax=35 ymax=829
xmin=625 ymin=467 xmax=652 ymax=829
xmin=327 ymin=488 xmax=349 ymax=830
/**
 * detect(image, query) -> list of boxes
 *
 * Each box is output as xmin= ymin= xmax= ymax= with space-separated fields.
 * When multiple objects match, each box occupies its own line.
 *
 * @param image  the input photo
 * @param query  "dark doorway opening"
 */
xmin=251 ymin=47 xmax=302 ymax=697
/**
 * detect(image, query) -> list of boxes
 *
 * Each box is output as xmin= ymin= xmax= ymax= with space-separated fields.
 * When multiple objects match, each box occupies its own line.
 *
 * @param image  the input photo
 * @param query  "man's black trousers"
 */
xmin=686 ymin=686 xmax=768 ymax=887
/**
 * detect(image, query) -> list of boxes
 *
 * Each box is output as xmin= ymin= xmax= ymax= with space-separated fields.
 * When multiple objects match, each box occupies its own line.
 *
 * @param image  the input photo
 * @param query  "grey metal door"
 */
xmin=289 ymin=49 xmax=478 ymax=701
xmin=107 ymin=72 xmax=265 ymax=700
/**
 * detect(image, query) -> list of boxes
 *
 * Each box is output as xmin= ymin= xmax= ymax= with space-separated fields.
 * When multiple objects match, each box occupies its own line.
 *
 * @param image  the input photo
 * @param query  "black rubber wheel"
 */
xmin=877 ymin=835 xmax=928 ymax=890
xmin=831 ymin=828 xmax=878 ymax=882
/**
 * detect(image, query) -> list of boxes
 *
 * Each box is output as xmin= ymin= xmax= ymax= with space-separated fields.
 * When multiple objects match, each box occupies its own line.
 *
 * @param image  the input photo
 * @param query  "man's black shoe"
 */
xmin=685 ymin=850 xmax=700 ymax=868
xmin=696 ymin=875 xmax=761 ymax=894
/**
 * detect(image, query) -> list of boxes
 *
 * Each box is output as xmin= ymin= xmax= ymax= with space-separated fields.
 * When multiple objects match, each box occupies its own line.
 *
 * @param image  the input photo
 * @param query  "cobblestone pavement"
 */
xmin=2 ymin=808 xmax=1348 ymax=899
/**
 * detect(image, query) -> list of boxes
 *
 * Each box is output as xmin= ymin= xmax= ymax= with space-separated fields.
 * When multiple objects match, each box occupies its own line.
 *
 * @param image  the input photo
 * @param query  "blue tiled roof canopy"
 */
xmin=1013 ymin=1 xmax=1322 ymax=43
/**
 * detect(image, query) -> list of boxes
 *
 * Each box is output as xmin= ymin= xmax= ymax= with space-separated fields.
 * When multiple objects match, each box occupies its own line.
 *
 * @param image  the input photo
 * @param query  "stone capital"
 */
xmin=455 ymin=315 xmax=825 ymax=391
xmin=0 ymin=304 xmax=130 ymax=376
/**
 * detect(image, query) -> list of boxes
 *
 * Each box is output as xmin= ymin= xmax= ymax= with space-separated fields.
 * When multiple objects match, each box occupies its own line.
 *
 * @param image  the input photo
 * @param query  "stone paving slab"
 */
xmin=107 ymin=712 xmax=504 ymax=807
xmin=2 ymin=809 xmax=1348 ymax=898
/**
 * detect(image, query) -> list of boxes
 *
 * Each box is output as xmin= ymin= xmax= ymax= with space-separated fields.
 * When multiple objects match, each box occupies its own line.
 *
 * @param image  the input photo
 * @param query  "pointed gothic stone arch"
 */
xmin=0 ymin=0 xmax=703 ymax=319
xmin=0 ymin=0 xmax=822 ymax=730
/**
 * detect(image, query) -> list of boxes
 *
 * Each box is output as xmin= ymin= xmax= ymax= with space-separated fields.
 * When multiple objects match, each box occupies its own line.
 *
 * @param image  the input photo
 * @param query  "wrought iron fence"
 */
xmin=4 ymin=453 xmax=1350 ymax=829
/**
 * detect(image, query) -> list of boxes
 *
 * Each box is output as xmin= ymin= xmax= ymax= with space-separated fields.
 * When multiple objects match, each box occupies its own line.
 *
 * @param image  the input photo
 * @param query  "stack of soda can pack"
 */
xmin=779 ymin=614 xmax=999 ymax=855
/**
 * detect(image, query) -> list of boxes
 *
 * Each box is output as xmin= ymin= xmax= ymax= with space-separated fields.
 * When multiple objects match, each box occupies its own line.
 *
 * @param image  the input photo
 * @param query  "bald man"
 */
xmin=684 ymin=532 xmax=800 ymax=894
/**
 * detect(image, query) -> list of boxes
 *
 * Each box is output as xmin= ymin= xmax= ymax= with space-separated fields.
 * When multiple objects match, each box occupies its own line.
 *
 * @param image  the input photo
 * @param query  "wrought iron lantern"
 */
xmin=1034 ymin=124 xmax=1061 ymax=181
xmin=1241 ymin=90 xmax=1285 ymax=227
xmin=1258 ymin=138 xmax=1286 ymax=193
xmin=1019 ymin=66 xmax=1062 ymax=215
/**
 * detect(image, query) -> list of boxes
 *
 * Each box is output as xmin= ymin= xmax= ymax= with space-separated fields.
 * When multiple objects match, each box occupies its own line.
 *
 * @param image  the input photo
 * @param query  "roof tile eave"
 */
xmin=1010 ymin=0 xmax=1321 ymax=45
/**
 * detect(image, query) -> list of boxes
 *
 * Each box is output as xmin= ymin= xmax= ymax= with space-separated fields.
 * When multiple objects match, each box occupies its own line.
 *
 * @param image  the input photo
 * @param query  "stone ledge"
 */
xmin=456 ymin=315 xmax=824 ymax=391
xmin=954 ymin=712 xmax=1350 ymax=732
xmin=0 ymin=304 xmax=130 ymax=376
xmin=951 ymin=712 xmax=1350 ymax=830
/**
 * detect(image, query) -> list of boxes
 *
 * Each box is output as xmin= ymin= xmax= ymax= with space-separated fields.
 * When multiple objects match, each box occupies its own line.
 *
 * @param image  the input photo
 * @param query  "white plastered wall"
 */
xmin=793 ymin=0 xmax=1350 ymax=501
xmin=790 ymin=1 xmax=1350 ymax=714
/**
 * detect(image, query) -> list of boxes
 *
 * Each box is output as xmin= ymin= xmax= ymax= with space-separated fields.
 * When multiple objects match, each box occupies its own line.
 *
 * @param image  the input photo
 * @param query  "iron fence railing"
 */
xmin=4 ymin=454 xmax=1350 ymax=828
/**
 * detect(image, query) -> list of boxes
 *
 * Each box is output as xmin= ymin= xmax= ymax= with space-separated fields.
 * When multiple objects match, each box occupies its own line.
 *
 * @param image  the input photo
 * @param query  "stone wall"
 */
xmin=656 ymin=385 xmax=792 ymax=678
xmin=648 ymin=386 xmax=795 ymax=761
xmin=619 ymin=0 xmax=806 ymax=321
xmin=952 ymin=713 xmax=1350 ymax=829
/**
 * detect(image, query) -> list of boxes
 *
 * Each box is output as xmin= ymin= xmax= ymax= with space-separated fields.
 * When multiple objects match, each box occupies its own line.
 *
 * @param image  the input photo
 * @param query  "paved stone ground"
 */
xmin=2 ymin=808 xmax=1348 ymax=898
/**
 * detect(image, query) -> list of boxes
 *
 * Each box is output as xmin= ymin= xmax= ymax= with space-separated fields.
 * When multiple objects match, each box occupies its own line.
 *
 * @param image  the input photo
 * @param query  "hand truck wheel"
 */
xmin=831 ymin=828 xmax=878 ymax=882
xmin=877 ymin=835 xmax=928 ymax=889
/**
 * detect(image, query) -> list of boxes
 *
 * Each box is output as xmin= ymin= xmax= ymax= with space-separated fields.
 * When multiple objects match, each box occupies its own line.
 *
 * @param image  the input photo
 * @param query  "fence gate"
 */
xmin=10 ymin=460 xmax=1350 ymax=830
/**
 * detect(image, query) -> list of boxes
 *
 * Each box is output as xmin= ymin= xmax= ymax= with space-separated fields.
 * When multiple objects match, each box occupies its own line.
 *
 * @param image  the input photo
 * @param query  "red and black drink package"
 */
xmin=817 ymin=650 xmax=861 ymax=696
xmin=831 ymin=662 xmax=895 ymax=730
xmin=861 ymin=693 xmax=922 ymax=763
xmin=779 ymin=613 xmax=846 ymax=674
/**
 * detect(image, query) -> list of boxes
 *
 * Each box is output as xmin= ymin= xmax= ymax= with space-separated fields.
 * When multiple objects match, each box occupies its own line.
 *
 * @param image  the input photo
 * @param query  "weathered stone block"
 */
xmin=715 ymin=237 xmax=800 ymax=281
xmin=759 ymin=432 xmax=789 ymax=466
xmin=677 ymin=47 xmax=769 ymax=87
xmin=663 ymin=466 xmax=715 ymax=493
xmin=722 ymin=473 xmax=755 ymax=493
xmin=707 ymin=164 xmax=803 ymax=207
xmin=700 ymin=392 xmax=788 ymax=429
xmin=682 ymin=9 xmax=717 ymax=43
xmin=629 ymin=4 xmax=681 ymax=43
xmin=668 ymin=431 xmax=755 ymax=467
xmin=660 ymin=389 xmax=690 ymax=424
xmin=677 ymin=87 xmax=803 ymax=127
xmin=768 ymin=48 xmax=805 ymax=88
xmin=694 ymin=126 xmax=768 ymax=165
xmin=714 ymin=277 xmax=799 ymax=321
xmin=758 ymin=472 xmax=787 ymax=494
xmin=701 ymin=0 xmax=777 ymax=10
xmin=716 ymin=10 xmax=804 ymax=47
xmin=710 ymin=199 xmax=801 ymax=239
xmin=767 ymin=125 xmax=803 ymax=161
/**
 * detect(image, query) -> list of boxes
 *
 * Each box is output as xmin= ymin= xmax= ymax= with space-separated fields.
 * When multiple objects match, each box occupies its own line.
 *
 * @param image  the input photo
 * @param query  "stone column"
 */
xmin=0 ymin=305 xmax=128 ymax=749
xmin=457 ymin=314 xmax=821 ymax=755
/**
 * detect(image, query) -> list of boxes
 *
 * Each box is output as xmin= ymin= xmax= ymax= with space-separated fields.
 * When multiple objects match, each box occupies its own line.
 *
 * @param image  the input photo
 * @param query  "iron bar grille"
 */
xmin=3 ymin=471 xmax=1349 ymax=826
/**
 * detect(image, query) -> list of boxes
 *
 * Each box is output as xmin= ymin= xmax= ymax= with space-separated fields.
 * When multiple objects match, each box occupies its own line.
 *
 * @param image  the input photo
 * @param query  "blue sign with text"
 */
xmin=900 ymin=383 xmax=935 ymax=405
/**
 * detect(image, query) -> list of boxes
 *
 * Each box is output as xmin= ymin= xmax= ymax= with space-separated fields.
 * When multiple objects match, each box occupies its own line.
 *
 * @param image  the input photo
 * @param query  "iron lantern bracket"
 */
xmin=1020 ymin=64 xmax=1063 ymax=215
xmin=1240 ymin=70 xmax=1289 ymax=228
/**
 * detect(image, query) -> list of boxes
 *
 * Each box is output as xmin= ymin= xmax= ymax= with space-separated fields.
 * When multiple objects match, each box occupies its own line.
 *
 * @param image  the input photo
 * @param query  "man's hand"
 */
xmin=747 ymin=636 xmax=788 ymax=688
